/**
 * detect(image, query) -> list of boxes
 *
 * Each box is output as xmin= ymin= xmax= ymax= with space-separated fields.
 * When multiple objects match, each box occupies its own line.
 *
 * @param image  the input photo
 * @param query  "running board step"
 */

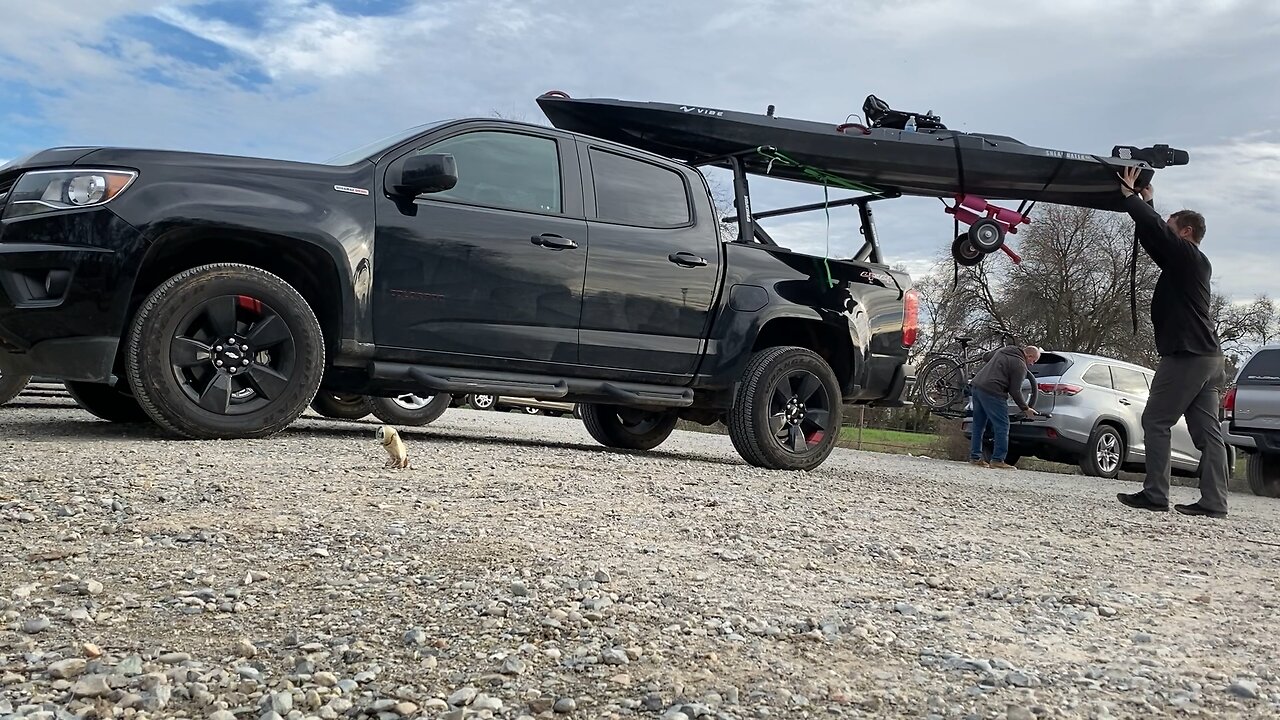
xmin=369 ymin=362 xmax=696 ymax=408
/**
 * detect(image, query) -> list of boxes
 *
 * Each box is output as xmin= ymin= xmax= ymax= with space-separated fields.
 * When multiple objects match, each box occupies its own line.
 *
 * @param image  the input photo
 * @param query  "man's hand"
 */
xmin=1141 ymin=180 xmax=1154 ymax=202
xmin=1119 ymin=166 xmax=1141 ymax=197
xmin=1023 ymin=407 xmax=1039 ymax=417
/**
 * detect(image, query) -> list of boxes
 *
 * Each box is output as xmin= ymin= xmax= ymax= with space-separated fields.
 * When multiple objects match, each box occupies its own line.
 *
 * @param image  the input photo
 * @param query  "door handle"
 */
xmin=668 ymin=251 xmax=708 ymax=267
xmin=531 ymin=234 xmax=578 ymax=250
xmin=1119 ymin=398 xmax=1132 ymax=405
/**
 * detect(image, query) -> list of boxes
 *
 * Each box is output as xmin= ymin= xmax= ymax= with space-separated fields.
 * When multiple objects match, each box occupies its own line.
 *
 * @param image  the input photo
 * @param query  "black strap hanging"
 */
xmin=950 ymin=134 xmax=967 ymax=288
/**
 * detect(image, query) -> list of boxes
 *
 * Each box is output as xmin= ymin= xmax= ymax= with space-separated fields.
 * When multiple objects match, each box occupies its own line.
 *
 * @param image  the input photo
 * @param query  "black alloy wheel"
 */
xmin=125 ymin=263 xmax=324 ymax=439
xmin=168 ymin=295 xmax=297 ymax=416
xmin=728 ymin=346 xmax=843 ymax=470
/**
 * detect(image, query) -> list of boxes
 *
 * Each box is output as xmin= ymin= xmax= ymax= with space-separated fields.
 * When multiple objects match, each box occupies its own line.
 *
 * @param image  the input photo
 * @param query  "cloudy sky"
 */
xmin=3 ymin=0 xmax=1277 ymax=300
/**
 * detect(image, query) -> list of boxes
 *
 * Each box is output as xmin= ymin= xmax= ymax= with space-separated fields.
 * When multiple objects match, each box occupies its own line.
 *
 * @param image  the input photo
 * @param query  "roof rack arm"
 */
xmin=856 ymin=198 xmax=883 ymax=264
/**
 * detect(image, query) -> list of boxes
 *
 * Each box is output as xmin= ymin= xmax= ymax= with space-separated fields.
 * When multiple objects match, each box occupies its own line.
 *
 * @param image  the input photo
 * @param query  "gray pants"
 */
xmin=1141 ymin=353 xmax=1229 ymax=511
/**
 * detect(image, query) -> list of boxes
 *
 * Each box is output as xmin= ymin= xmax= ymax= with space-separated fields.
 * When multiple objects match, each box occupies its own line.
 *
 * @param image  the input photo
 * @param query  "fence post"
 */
xmin=857 ymin=407 xmax=865 ymax=450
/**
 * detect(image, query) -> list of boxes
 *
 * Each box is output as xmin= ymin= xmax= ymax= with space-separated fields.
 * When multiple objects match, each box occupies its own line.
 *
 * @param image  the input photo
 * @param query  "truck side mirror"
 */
xmin=390 ymin=153 xmax=458 ymax=197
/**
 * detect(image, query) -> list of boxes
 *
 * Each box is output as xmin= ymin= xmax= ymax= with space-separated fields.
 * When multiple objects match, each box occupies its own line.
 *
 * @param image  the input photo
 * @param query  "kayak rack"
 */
xmin=687 ymin=146 xmax=901 ymax=266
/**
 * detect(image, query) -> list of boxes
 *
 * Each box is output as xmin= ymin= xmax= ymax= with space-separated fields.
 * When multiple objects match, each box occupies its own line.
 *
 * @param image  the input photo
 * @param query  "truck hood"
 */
xmin=3 ymin=146 xmax=350 ymax=182
xmin=1 ymin=147 xmax=104 ymax=173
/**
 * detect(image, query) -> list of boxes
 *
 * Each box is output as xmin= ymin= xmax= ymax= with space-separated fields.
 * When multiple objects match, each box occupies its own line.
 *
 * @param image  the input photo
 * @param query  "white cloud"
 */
xmin=151 ymin=2 xmax=450 ymax=80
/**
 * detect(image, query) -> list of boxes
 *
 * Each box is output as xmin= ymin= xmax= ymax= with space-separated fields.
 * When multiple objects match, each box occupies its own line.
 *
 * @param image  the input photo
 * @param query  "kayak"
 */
xmin=535 ymin=92 xmax=1186 ymax=213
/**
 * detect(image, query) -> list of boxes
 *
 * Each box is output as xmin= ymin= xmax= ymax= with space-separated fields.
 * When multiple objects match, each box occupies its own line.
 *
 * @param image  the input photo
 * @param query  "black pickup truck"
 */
xmin=0 ymin=116 xmax=917 ymax=470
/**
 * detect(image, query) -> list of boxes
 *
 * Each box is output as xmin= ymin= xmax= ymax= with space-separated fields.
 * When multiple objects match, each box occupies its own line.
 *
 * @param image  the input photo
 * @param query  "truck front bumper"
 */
xmin=0 ymin=208 xmax=145 ymax=383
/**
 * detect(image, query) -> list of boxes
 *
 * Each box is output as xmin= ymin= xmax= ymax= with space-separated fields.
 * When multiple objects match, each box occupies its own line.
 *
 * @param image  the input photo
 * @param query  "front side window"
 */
xmin=416 ymin=131 xmax=561 ymax=214
xmin=589 ymin=148 xmax=691 ymax=228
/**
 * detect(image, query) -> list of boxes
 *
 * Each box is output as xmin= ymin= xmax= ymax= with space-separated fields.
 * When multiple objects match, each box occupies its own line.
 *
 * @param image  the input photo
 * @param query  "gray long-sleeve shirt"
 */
xmin=971 ymin=345 xmax=1031 ymax=411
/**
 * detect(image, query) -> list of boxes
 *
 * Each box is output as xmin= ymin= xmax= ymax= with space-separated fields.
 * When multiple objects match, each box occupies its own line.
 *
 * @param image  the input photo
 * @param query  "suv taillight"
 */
xmin=902 ymin=288 xmax=919 ymax=347
xmin=1222 ymin=385 xmax=1236 ymax=419
xmin=1038 ymin=382 xmax=1082 ymax=396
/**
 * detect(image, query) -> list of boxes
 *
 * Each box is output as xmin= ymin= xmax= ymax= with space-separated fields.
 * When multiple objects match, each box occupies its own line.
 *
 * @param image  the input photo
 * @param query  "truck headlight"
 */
xmin=2 ymin=169 xmax=138 ymax=220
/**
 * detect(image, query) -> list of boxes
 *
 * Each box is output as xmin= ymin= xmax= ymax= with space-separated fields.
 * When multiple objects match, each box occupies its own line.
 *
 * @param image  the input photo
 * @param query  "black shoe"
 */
xmin=1117 ymin=491 xmax=1169 ymax=512
xmin=1174 ymin=502 xmax=1227 ymax=519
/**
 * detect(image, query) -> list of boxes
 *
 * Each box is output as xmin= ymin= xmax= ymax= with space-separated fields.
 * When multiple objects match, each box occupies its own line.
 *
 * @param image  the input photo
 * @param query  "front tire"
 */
xmin=580 ymin=404 xmax=678 ymax=451
xmin=727 ymin=346 xmax=842 ymax=471
xmin=64 ymin=381 xmax=152 ymax=423
xmin=1079 ymin=424 xmax=1124 ymax=479
xmin=124 ymin=263 xmax=325 ymax=439
xmin=371 ymin=393 xmax=450 ymax=426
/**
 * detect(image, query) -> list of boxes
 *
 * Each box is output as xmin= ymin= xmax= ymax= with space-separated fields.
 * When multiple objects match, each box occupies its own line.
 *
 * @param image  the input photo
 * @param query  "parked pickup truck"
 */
xmin=0 ymin=116 xmax=917 ymax=470
xmin=1222 ymin=344 xmax=1280 ymax=496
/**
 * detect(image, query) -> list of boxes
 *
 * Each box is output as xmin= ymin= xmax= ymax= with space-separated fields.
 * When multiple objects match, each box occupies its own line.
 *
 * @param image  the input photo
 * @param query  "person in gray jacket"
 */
xmin=969 ymin=344 xmax=1042 ymax=468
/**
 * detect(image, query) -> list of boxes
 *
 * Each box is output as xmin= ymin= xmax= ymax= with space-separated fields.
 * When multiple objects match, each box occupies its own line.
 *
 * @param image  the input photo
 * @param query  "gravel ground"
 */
xmin=3 ymin=392 xmax=1280 ymax=720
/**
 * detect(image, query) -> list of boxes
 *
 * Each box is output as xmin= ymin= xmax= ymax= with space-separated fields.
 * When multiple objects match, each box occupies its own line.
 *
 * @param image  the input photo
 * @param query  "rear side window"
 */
xmin=1112 ymin=366 xmax=1149 ymax=396
xmin=1030 ymin=352 xmax=1073 ymax=378
xmin=1239 ymin=349 xmax=1280 ymax=385
xmin=589 ymin=148 xmax=691 ymax=228
xmin=1081 ymin=364 xmax=1113 ymax=388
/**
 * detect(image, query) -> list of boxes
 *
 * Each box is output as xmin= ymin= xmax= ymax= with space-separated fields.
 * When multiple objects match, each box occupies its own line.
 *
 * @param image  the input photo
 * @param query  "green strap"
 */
xmin=755 ymin=146 xmax=889 ymax=195
xmin=758 ymin=146 xmax=855 ymax=288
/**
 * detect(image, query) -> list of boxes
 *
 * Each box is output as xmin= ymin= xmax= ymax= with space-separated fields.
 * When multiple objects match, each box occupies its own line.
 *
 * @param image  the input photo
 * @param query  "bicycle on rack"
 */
xmin=914 ymin=333 xmax=1038 ymax=418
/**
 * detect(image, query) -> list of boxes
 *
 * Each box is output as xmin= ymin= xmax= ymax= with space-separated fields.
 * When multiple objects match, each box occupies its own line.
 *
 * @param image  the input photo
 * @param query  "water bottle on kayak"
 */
xmin=904 ymin=115 xmax=917 ymax=133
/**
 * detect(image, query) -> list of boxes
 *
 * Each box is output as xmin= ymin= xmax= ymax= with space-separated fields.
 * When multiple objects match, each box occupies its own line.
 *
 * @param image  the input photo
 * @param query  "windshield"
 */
xmin=321 ymin=120 xmax=454 ymax=165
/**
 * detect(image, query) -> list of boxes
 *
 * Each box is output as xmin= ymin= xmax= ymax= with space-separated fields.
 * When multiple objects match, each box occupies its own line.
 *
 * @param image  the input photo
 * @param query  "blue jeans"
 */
xmin=970 ymin=388 xmax=1010 ymax=462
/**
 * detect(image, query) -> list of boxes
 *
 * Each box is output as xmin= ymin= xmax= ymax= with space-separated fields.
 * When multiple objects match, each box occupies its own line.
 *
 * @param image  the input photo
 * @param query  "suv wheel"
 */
xmin=580 ymin=404 xmax=679 ymax=451
xmin=124 ymin=263 xmax=325 ymax=439
xmin=1246 ymin=451 xmax=1280 ymax=498
xmin=0 ymin=369 xmax=32 ymax=406
xmin=310 ymin=392 xmax=375 ymax=420
xmin=727 ymin=346 xmax=842 ymax=471
xmin=1079 ymin=424 xmax=1124 ymax=479
xmin=64 ymin=381 xmax=152 ymax=423
xmin=468 ymin=394 xmax=497 ymax=411
xmin=371 ymin=392 xmax=450 ymax=426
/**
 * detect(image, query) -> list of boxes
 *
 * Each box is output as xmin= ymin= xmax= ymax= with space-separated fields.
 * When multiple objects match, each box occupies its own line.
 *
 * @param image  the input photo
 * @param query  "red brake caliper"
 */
xmin=236 ymin=295 xmax=263 ymax=315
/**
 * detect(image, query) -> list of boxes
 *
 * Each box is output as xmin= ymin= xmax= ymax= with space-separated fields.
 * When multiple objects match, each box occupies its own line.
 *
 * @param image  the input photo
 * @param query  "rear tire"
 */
xmin=916 ymin=356 xmax=965 ymax=411
xmin=310 ymin=392 xmax=375 ymax=420
xmin=580 ymin=403 xmax=678 ymax=451
xmin=1246 ymin=451 xmax=1280 ymax=498
xmin=727 ymin=346 xmax=843 ymax=471
xmin=1079 ymin=424 xmax=1124 ymax=479
xmin=371 ymin=393 xmax=450 ymax=426
xmin=124 ymin=263 xmax=325 ymax=439
xmin=64 ymin=381 xmax=152 ymax=423
xmin=951 ymin=233 xmax=983 ymax=267
xmin=0 ymin=369 xmax=32 ymax=406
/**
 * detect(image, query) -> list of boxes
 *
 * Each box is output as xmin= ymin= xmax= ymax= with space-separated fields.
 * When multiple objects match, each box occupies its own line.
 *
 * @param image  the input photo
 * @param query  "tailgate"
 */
xmin=1234 ymin=384 xmax=1280 ymax=433
xmin=1233 ymin=348 xmax=1280 ymax=435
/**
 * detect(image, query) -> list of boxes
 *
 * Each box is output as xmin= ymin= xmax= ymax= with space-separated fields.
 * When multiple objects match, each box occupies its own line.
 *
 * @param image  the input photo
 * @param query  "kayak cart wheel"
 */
xmin=968 ymin=218 xmax=1006 ymax=253
xmin=951 ymin=233 xmax=983 ymax=267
